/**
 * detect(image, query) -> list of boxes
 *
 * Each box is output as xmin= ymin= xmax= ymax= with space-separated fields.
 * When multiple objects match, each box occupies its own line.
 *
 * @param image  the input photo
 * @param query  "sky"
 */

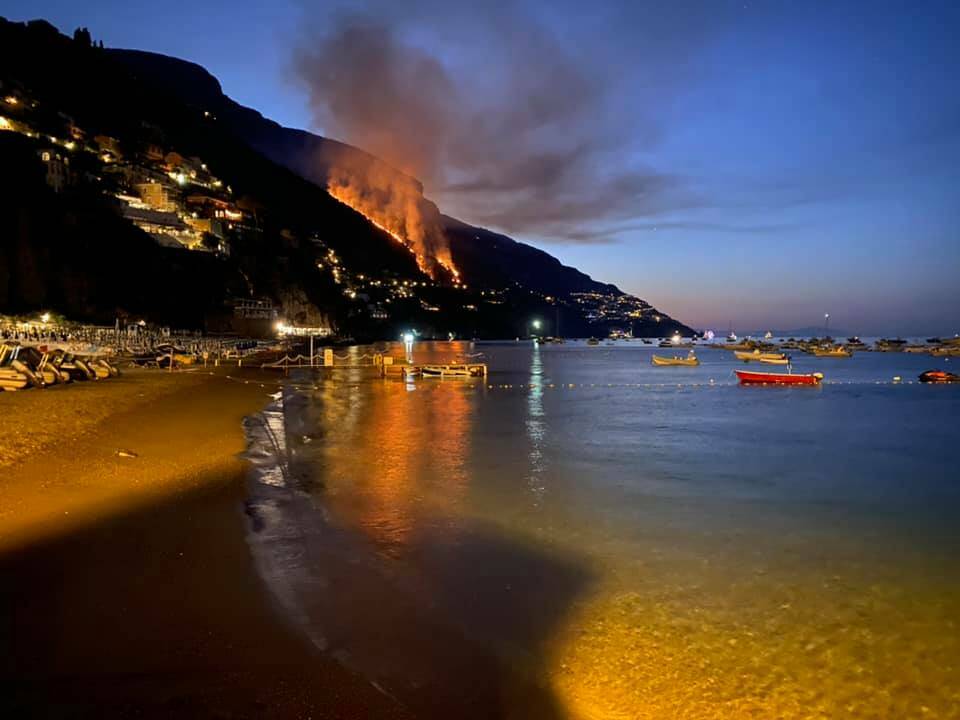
xmin=5 ymin=0 xmax=959 ymax=335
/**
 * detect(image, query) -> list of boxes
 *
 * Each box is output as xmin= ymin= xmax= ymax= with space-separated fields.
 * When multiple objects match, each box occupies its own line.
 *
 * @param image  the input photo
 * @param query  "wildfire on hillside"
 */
xmin=326 ymin=165 xmax=460 ymax=284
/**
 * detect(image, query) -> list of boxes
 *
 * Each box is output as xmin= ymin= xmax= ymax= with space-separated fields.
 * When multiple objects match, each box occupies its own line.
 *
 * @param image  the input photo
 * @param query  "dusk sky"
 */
xmin=7 ymin=0 xmax=959 ymax=335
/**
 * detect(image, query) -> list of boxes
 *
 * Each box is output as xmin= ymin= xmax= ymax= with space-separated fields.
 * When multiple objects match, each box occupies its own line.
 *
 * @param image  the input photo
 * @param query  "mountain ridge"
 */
xmin=1 ymin=17 xmax=692 ymax=337
xmin=109 ymin=48 xmax=653 ymax=302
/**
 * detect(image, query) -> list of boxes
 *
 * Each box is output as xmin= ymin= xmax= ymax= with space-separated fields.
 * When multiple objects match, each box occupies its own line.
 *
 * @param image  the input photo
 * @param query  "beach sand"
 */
xmin=0 ymin=367 xmax=411 ymax=718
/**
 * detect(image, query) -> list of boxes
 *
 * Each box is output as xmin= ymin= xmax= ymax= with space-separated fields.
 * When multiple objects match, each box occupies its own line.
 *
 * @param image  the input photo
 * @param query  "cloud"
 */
xmin=560 ymin=221 xmax=800 ymax=244
xmin=291 ymin=0 xmax=726 ymax=242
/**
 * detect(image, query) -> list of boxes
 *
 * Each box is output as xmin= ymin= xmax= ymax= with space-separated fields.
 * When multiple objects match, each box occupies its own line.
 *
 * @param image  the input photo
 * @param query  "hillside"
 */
xmin=1 ymin=18 xmax=692 ymax=338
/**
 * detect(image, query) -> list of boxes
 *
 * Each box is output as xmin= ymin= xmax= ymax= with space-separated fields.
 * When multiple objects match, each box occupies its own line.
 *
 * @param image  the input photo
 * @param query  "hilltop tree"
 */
xmin=72 ymin=27 xmax=91 ymax=47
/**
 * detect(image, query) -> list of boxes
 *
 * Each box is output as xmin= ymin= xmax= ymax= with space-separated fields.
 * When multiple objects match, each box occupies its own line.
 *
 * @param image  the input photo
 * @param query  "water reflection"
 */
xmin=526 ymin=344 xmax=547 ymax=504
xmin=249 ymin=342 xmax=960 ymax=719
xmin=312 ymin=349 xmax=475 ymax=559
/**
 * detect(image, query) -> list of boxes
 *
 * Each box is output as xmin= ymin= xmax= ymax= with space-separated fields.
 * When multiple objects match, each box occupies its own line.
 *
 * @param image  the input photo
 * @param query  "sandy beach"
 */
xmin=0 ymin=367 xmax=411 ymax=718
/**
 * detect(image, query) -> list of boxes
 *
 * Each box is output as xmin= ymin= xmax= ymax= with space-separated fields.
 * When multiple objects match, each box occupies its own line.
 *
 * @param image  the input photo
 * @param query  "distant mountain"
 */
xmin=0 ymin=17 xmax=691 ymax=337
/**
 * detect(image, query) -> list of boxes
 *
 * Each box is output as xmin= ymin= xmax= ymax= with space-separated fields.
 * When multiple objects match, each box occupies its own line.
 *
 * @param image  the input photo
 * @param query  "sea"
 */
xmin=243 ymin=340 xmax=960 ymax=719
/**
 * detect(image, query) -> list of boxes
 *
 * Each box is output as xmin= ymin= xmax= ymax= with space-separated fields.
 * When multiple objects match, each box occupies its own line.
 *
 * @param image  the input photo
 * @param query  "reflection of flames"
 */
xmin=327 ymin=167 xmax=460 ymax=282
xmin=319 ymin=348 xmax=473 ymax=556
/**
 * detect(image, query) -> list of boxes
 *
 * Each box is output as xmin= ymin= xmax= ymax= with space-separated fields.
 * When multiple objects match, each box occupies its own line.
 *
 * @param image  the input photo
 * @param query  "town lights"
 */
xmin=671 ymin=332 xmax=681 ymax=345
xmin=40 ymin=312 xmax=50 ymax=323
xmin=275 ymin=320 xmax=287 ymax=335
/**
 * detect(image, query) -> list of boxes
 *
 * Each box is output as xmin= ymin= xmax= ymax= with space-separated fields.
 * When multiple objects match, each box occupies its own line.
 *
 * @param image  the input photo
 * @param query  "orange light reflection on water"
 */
xmin=319 ymin=372 xmax=473 ymax=558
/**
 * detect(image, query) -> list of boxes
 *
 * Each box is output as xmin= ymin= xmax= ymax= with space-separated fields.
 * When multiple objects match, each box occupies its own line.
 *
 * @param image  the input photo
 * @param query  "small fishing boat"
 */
xmin=736 ymin=369 xmax=823 ymax=386
xmin=652 ymin=353 xmax=699 ymax=367
xmin=586 ymin=338 xmax=600 ymax=346
xmin=919 ymin=370 xmax=960 ymax=383
xmin=813 ymin=347 xmax=852 ymax=358
xmin=757 ymin=356 xmax=790 ymax=365
xmin=876 ymin=338 xmax=907 ymax=351
xmin=734 ymin=350 xmax=788 ymax=363
xmin=420 ymin=364 xmax=485 ymax=378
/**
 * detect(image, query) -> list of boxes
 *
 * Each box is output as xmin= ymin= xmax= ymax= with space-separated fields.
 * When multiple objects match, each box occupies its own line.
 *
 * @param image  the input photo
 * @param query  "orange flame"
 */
xmin=326 ymin=168 xmax=460 ymax=283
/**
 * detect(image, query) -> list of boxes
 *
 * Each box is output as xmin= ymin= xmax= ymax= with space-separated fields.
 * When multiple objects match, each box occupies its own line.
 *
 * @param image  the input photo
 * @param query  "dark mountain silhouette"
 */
xmin=111 ymin=49 xmax=640 ymax=301
xmin=0 ymin=17 xmax=691 ymax=337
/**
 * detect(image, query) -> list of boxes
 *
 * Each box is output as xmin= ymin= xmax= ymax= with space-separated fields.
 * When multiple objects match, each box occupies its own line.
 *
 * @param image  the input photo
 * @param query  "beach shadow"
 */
xmin=0 ymin=462 xmax=595 ymax=720
xmin=245 ymin=469 xmax=595 ymax=720
xmin=0 ymin=470 xmax=414 ymax=719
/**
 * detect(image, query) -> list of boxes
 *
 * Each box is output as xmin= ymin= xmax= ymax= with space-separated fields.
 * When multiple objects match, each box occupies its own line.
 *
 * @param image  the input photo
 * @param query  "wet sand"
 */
xmin=0 ymin=368 xmax=411 ymax=718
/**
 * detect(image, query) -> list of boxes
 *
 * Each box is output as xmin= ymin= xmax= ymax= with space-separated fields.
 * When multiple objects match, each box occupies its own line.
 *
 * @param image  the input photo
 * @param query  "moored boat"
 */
xmin=757 ymin=356 xmax=790 ymax=365
xmin=734 ymin=350 xmax=788 ymax=363
xmin=420 ymin=364 xmax=485 ymax=378
xmin=652 ymin=353 xmax=699 ymax=367
xmin=813 ymin=347 xmax=852 ymax=358
xmin=736 ymin=369 xmax=823 ymax=386
xmin=918 ymin=370 xmax=960 ymax=383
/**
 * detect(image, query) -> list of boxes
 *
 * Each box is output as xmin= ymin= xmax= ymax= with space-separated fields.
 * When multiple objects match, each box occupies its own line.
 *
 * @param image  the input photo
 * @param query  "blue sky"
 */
xmin=6 ymin=0 xmax=959 ymax=335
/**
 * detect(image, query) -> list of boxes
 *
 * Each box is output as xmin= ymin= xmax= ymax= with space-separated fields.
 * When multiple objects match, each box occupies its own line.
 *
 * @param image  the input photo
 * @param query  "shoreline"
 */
xmin=0 ymin=367 xmax=411 ymax=718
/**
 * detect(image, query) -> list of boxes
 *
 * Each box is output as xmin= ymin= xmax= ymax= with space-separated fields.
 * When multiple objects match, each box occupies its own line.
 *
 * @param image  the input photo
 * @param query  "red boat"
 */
xmin=735 ymin=369 xmax=823 ymax=386
xmin=919 ymin=370 xmax=960 ymax=383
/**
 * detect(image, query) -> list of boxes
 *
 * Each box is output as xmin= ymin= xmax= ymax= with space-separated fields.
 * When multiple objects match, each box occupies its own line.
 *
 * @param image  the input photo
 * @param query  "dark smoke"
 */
xmin=292 ymin=1 xmax=722 ymax=243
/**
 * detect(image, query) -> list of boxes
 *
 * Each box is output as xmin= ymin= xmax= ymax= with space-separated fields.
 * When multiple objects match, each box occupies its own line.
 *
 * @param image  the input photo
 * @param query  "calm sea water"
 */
xmin=245 ymin=341 xmax=960 ymax=719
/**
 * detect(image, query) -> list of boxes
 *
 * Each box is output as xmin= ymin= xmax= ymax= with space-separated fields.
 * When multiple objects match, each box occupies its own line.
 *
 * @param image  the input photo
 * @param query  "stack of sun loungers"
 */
xmin=0 ymin=343 xmax=119 ymax=392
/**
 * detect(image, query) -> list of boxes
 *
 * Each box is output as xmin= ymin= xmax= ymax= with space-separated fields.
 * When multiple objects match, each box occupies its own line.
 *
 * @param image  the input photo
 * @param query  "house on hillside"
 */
xmin=37 ymin=148 xmax=72 ymax=192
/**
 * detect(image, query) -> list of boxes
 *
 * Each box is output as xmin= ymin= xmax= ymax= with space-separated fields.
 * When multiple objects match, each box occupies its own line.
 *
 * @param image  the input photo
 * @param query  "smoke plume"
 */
xmin=292 ymin=1 xmax=722 ymax=245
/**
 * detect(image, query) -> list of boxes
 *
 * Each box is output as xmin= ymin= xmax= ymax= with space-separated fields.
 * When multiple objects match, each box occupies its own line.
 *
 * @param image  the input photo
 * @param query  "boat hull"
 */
xmin=919 ymin=370 xmax=960 ymax=384
xmin=652 ymin=355 xmax=699 ymax=367
xmin=736 ymin=370 xmax=823 ymax=386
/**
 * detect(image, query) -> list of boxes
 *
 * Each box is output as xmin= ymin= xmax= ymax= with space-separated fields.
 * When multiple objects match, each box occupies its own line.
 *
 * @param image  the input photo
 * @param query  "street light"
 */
xmin=824 ymin=313 xmax=830 ymax=335
xmin=531 ymin=319 xmax=542 ymax=331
